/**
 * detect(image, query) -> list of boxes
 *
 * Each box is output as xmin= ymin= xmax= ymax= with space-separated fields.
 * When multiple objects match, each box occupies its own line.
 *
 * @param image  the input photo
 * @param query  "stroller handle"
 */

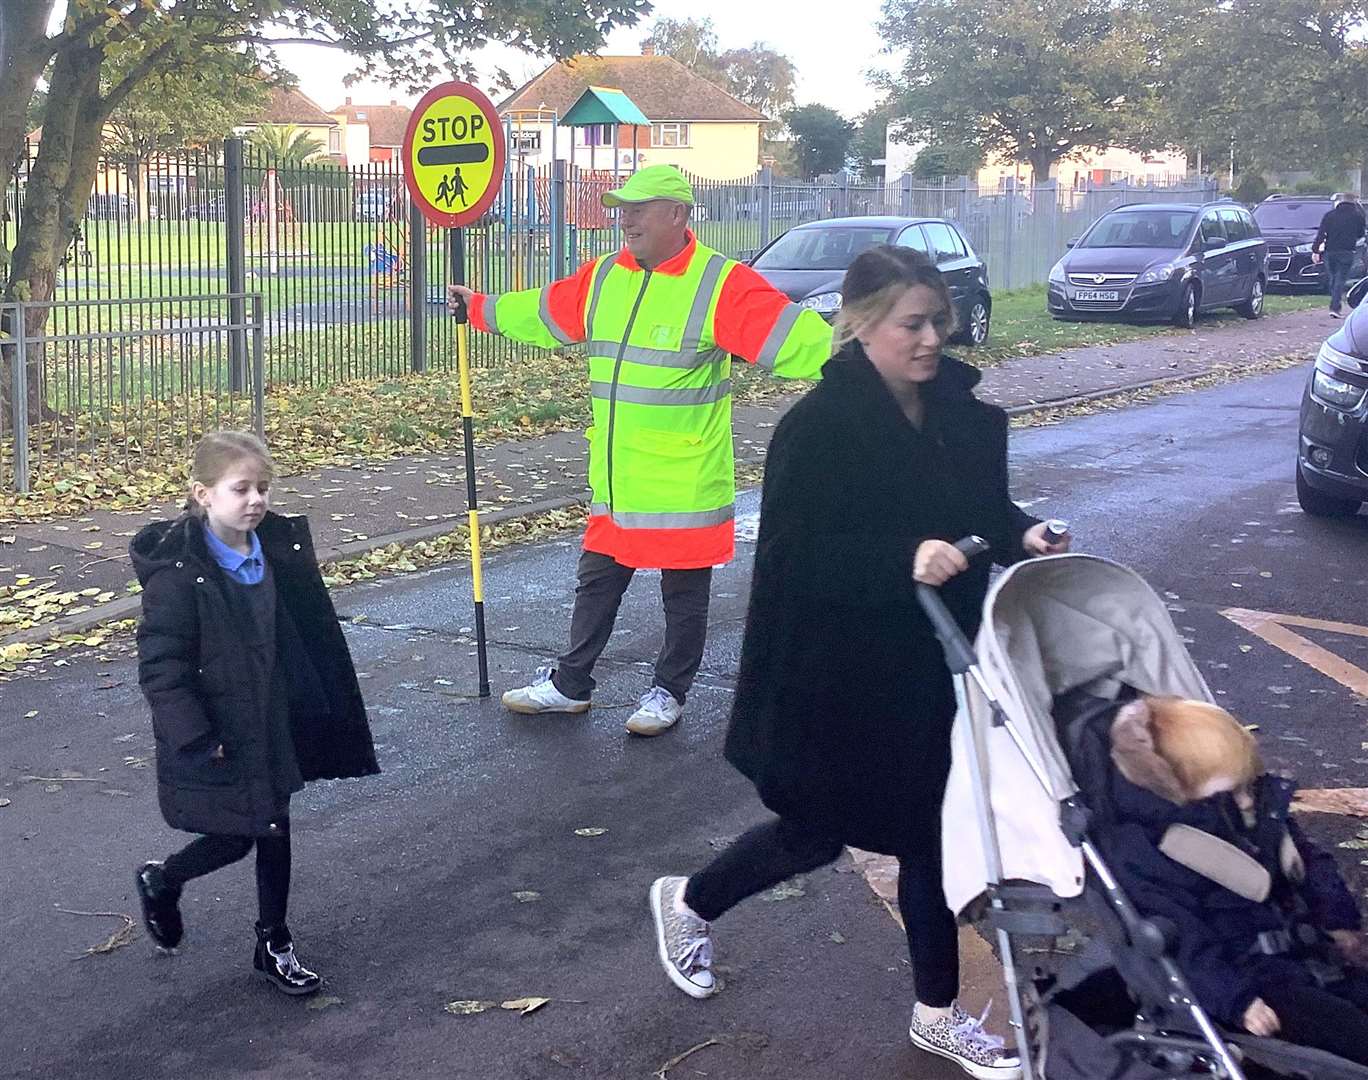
xmin=916 ymin=535 xmax=989 ymax=675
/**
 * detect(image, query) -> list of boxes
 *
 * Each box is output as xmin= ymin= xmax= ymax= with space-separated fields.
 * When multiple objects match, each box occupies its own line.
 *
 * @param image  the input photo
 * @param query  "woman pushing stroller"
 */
xmin=1097 ymin=694 xmax=1368 ymax=1065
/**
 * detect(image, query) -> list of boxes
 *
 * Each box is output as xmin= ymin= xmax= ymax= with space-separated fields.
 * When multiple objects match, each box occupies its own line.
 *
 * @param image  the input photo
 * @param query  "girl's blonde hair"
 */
xmin=831 ymin=245 xmax=956 ymax=353
xmin=186 ymin=431 xmax=275 ymax=515
xmin=1148 ymin=696 xmax=1263 ymax=798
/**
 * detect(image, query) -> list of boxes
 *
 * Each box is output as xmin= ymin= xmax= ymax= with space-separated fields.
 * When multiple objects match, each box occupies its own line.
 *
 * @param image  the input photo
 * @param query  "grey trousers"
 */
xmin=550 ymin=550 xmax=712 ymax=704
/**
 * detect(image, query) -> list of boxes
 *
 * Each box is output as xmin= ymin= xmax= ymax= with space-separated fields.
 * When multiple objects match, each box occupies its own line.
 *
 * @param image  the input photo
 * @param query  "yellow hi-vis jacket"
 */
xmin=469 ymin=232 xmax=833 ymax=568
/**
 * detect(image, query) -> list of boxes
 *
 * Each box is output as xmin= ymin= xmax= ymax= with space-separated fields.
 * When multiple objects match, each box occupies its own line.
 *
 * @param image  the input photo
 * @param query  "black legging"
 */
xmin=162 ymin=830 xmax=291 ymax=930
xmin=683 ymin=816 xmax=959 ymax=1007
xmin=1259 ymin=970 xmax=1368 ymax=1066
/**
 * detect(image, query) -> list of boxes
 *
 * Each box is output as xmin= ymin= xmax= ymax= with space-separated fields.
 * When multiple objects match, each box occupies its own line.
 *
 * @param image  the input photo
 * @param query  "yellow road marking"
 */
xmin=1292 ymin=788 xmax=1368 ymax=817
xmin=1221 ymin=607 xmax=1368 ymax=698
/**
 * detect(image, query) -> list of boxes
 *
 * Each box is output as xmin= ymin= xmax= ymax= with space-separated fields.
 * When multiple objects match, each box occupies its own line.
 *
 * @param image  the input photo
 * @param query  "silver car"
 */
xmin=1297 ymin=281 xmax=1368 ymax=515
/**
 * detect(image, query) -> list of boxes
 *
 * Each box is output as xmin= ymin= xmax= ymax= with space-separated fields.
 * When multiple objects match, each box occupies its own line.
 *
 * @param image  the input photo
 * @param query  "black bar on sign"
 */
xmin=417 ymin=144 xmax=490 ymax=167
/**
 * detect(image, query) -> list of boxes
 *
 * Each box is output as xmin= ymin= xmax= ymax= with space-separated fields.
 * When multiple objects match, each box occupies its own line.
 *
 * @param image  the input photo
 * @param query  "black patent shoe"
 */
xmin=253 ymin=924 xmax=321 ymax=996
xmin=135 ymin=862 xmax=184 ymax=951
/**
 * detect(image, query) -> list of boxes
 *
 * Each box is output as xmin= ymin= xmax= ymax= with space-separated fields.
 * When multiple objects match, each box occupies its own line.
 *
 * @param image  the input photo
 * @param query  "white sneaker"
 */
xmin=625 ymin=686 xmax=683 ymax=735
xmin=908 ymin=1002 xmax=1022 ymax=1080
xmin=648 ymin=876 xmax=716 ymax=999
xmin=501 ymin=665 xmax=590 ymax=715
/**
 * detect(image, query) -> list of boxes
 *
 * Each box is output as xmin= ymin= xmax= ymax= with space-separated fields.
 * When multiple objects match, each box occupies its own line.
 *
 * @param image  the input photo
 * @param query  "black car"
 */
xmin=1048 ymin=202 xmax=1266 ymax=327
xmin=1297 ymin=278 xmax=1368 ymax=516
xmin=748 ymin=216 xmax=992 ymax=346
xmin=1253 ymin=194 xmax=1367 ymax=291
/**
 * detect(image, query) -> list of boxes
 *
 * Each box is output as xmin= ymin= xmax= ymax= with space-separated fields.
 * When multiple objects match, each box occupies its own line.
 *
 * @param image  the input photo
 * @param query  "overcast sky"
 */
xmin=274 ymin=0 xmax=892 ymax=118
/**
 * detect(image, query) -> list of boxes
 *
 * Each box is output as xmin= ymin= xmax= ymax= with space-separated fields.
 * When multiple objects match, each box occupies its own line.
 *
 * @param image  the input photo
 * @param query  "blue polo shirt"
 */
xmin=203 ymin=526 xmax=265 ymax=585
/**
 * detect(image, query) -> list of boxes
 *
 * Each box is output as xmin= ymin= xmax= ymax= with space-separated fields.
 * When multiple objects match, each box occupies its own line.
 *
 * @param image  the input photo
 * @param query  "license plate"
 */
xmin=1074 ymin=289 xmax=1119 ymax=302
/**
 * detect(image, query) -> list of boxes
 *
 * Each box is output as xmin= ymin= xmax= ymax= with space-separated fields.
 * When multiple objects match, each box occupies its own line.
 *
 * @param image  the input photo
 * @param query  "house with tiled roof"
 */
xmin=499 ymin=49 xmax=768 ymax=180
xmin=235 ymin=86 xmax=341 ymax=158
xmin=330 ymin=98 xmax=412 ymax=165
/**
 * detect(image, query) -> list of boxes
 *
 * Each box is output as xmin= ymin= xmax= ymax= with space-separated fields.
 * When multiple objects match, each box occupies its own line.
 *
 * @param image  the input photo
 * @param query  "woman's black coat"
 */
xmin=723 ymin=346 xmax=1037 ymax=856
xmin=131 ymin=512 xmax=379 ymax=837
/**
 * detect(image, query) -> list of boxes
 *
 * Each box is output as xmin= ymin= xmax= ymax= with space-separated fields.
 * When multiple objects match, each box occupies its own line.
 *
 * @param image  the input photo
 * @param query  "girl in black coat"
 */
xmin=648 ymin=247 xmax=1067 ymax=1080
xmin=131 ymin=431 xmax=378 ymax=995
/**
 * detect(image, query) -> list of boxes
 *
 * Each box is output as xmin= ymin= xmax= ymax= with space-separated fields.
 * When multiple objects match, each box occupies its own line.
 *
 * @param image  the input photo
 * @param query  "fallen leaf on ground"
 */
xmin=306 ymin=996 xmax=343 ymax=1011
xmin=501 ymin=997 xmax=550 ymax=1015
xmin=512 ymin=891 xmax=542 ymax=903
xmin=573 ymin=827 xmax=607 ymax=837
xmin=444 ymin=1000 xmax=495 ymax=1016
xmin=56 ymin=908 xmax=138 ymax=958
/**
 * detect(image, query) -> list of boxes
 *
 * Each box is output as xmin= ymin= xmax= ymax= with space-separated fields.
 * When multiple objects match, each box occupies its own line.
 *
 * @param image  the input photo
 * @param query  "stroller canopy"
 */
xmin=942 ymin=554 xmax=1213 ymax=915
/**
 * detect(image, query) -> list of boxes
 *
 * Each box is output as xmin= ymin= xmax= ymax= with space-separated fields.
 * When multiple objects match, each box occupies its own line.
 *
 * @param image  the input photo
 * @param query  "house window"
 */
xmin=579 ymin=125 xmax=612 ymax=147
xmin=651 ymin=123 xmax=690 ymax=148
xmin=328 ymin=128 xmax=341 ymax=154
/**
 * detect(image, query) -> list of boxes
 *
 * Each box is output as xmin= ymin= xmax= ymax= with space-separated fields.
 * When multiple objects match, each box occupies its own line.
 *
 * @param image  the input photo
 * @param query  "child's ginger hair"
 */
xmin=1113 ymin=695 xmax=1263 ymax=803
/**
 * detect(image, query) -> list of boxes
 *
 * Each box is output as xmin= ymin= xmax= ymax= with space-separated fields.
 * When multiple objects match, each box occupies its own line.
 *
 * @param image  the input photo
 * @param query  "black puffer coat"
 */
xmin=131 ymin=512 xmax=378 ymax=837
xmin=723 ymin=345 xmax=1038 ymax=855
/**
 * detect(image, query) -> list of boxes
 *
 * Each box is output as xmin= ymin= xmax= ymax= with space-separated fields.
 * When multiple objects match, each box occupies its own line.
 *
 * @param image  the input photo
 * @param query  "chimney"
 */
xmin=344 ymin=96 xmax=352 ymax=106
xmin=390 ymin=99 xmax=397 ymax=107
xmin=641 ymin=43 xmax=655 ymax=56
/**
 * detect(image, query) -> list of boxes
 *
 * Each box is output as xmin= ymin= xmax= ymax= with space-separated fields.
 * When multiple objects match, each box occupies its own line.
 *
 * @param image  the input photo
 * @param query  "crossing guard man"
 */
xmin=448 ymin=165 xmax=832 ymax=735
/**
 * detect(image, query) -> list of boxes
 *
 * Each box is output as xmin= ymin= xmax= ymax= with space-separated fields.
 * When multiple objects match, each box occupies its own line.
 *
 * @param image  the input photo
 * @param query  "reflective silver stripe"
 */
xmin=590 ymin=381 xmax=732 ymax=406
xmin=680 ymin=253 xmax=728 ymax=351
xmin=590 ymin=502 xmax=611 ymax=516
xmin=607 ymin=505 xmax=735 ymax=530
xmin=586 ymin=341 xmax=707 ymax=368
xmin=755 ymin=301 xmax=804 ymax=370
xmin=584 ymin=254 xmax=619 ymax=336
xmin=539 ymin=285 xmax=576 ymax=345
xmin=483 ymin=294 xmax=501 ymax=335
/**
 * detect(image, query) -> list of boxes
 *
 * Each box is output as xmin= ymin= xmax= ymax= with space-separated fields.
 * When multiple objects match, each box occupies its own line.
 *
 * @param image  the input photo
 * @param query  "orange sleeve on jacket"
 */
xmin=710 ymin=262 xmax=798 ymax=363
xmin=469 ymin=293 xmax=492 ymax=332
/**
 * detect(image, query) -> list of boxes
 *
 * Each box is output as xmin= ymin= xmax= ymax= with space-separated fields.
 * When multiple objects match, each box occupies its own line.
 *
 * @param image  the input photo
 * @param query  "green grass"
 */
xmin=972 ymin=286 xmax=1328 ymax=365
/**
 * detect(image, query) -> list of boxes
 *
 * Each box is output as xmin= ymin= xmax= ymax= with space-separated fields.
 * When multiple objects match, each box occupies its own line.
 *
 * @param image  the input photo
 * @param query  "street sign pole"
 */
xmin=403 ymin=80 xmax=506 ymax=699
xmin=451 ymin=226 xmax=490 ymax=697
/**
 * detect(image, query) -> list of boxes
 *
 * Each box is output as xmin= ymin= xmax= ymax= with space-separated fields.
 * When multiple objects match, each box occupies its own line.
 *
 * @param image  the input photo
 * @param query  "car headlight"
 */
xmin=1311 ymin=367 xmax=1367 ymax=410
xmin=1294 ymin=243 xmax=1315 ymax=254
xmin=1048 ymin=261 xmax=1066 ymax=285
xmin=800 ymin=291 xmax=843 ymax=314
xmin=1137 ymin=263 xmax=1177 ymax=285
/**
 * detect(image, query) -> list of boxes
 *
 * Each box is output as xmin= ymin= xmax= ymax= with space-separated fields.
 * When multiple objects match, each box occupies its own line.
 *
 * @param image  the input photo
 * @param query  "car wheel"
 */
xmin=1296 ymin=466 xmax=1362 ymax=517
xmin=1235 ymin=277 xmax=1264 ymax=319
xmin=963 ymin=297 xmax=990 ymax=346
xmin=1172 ymin=283 xmax=1198 ymax=328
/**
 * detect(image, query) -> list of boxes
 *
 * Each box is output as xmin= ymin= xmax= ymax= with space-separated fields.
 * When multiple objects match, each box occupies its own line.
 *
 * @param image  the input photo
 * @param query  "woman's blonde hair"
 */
xmin=186 ymin=431 xmax=275 ymax=515
xmin=1148 ymin=696 xmax=1263 ymax=798
xmin=832 ymin=245 xmax=956 ymax=353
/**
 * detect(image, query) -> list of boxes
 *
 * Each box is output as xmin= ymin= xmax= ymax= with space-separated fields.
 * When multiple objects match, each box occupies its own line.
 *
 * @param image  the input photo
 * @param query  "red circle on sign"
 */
xmin=402 ymin=80 xmax=506 ymax=228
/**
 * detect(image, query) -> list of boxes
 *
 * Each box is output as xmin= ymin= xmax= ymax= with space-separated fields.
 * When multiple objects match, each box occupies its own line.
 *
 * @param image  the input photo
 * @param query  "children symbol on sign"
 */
xmin=436 ymin=168 xmax=469 ymax=210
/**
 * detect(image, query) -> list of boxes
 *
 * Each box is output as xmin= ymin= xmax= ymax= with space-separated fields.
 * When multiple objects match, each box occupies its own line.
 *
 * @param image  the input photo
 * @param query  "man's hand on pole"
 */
xmin=448 ymin=283 xmax=475 ymax=319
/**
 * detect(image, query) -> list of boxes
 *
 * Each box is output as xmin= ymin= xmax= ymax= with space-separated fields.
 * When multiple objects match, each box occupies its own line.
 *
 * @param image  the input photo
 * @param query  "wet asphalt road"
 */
xmin=2 ymin=362 xmax=1366 ymax=1080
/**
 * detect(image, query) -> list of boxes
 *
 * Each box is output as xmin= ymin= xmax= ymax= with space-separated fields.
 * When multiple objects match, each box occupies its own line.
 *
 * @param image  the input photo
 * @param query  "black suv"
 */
xmin=1252 ymin=194 xmax=1367 ymax=291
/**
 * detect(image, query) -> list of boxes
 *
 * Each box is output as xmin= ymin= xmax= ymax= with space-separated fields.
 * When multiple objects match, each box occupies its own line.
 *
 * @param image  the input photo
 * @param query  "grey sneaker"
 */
xmin=501 ymin=665 xmax=590 ymax=715
xmin=908 ymin=1002 xmax=1021 ymax=1080
xmin=626 ymin=686 xmax=682 ymax=736
xmin=648 ymin=876 xmax=716 ymax=999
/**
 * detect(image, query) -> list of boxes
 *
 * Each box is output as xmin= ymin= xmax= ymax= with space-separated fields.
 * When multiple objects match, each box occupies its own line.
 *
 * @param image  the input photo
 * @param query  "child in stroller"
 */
xmin=1093 ymin=694 xmax=1368 ymax=1065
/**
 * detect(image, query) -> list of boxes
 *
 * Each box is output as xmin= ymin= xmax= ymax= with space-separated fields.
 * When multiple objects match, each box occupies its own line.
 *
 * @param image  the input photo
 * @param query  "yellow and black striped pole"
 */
xmin=451 ymin=226 xmax=490 ymax=697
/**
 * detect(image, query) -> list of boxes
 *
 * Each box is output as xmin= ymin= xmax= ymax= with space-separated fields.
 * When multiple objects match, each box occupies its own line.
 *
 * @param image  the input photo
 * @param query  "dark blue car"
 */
xmin=1298 ymin=281 xmax=1368 ymax=516
xmin=1048 ymin=202 xmax=1267 ymax=328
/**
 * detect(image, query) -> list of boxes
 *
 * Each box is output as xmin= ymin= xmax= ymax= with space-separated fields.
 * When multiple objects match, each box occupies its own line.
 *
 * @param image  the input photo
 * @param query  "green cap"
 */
xmin=601 ymin=164 xmax=695 ymax=208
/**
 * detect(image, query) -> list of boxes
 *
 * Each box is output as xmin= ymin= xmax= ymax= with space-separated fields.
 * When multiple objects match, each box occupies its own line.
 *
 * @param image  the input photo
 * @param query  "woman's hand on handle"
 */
xmin=1242 ymin=998 xmax=1280 ymax=1037
xmin=1023 ymin=520 xmax=1071 ymax=557
xmin=913 ymin=540 xmax=970 ymax=586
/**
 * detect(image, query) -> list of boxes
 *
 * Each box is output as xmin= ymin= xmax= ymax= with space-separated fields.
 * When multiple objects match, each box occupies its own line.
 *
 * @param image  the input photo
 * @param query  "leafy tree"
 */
xmin=912 ymin=144 xmax=985 ymax=180
xmin=784 ymin=104 xmax=855 ymax=179
xmin=642 ymin=17 xmax=722 ymax=74
xmin=247 ymin=124 xmax=327 ymax=168
xmin=1145 ymin=0 xmax=1368 ymax=182
xmin=878 ymin=0 xmax=1156 ymax=182
xmin=0 ymin=0 xmax=646 ymax=423
xmin=717 ymin=45 xmax=797 ymax=120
